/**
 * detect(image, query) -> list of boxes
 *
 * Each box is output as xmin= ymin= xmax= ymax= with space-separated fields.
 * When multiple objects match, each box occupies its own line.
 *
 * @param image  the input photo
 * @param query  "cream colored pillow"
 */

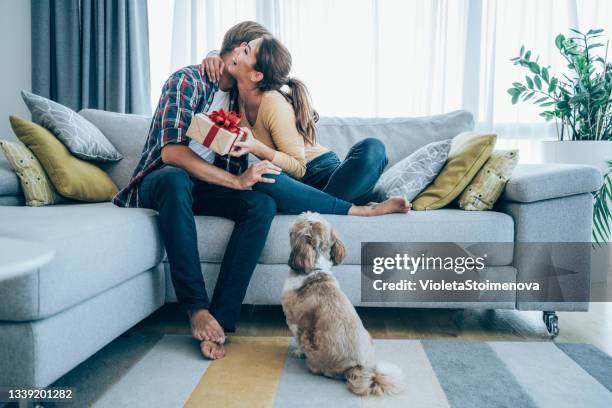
xmin=413 ymin=132 xmax=497 ymax=210
xmin=0 ymin=140 xmax=63 ymax=206
xmin=458 ymin=150 xmax=519 ymax=211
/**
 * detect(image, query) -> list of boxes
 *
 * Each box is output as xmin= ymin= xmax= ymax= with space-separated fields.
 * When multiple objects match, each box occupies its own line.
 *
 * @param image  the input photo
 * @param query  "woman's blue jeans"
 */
xmin=254 ymin=138 xmax=388 ymax=214
xmin=303 ymin=138 xmax=388 ymax=204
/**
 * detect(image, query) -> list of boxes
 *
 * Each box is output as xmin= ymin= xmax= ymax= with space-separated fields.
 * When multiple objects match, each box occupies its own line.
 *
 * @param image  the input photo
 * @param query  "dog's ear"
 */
xmin=289 ymin=239 xmax=316 ymax=274
xmin=330 ymin=229 xmax=346 ymax=265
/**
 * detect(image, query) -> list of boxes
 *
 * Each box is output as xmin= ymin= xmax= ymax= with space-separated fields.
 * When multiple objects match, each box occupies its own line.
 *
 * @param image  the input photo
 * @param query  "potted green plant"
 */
xmin=507 ymin=28 xmax=612 ymax=244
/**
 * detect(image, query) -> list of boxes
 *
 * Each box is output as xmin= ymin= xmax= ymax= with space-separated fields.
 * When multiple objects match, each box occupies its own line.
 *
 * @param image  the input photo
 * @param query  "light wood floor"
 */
xmin=134 ymin=302 xmax=612 ymax=355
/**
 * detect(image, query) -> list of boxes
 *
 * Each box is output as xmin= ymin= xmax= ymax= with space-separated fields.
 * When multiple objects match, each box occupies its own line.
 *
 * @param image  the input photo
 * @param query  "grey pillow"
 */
xmin=374 ymin=139 xmax=452 ymax=201
xmin=21 ymin=90 xmax=122 ymax=162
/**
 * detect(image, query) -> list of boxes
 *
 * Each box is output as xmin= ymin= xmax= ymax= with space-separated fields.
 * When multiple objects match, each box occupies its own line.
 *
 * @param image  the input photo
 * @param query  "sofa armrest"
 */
xmin=501 ymin=164 xmax=603 ymax=203
xmin=498 ymin=163 xmax=599 ymax=311
xmin=0 ymin=155 xmax=24 ymax=206
xmin=0 ymin=155 xmax=22 ymax=197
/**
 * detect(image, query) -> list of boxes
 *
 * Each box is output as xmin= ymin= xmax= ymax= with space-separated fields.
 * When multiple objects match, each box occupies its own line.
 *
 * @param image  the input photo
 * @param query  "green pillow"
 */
xmin=413 ymin=132 xmax=497 ymax=210
xmin=9 ymin=116 xmax=118 ymax=202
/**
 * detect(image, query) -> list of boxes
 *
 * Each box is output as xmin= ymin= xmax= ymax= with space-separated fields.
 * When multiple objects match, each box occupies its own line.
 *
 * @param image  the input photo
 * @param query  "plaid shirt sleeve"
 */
xmin=159 ymin=72 xmax=203 ymax=147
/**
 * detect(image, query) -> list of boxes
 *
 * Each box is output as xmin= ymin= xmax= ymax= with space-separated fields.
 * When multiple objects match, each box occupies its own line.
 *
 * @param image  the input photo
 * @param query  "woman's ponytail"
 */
xmin=285 ymin=77 xmax=319 ymax=145
xmin=255 ymin=36 xmax=319 ymax=145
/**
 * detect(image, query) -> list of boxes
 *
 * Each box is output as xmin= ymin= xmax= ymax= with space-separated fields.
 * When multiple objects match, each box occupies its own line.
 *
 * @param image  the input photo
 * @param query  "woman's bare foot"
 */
xmin=188 ymin=309 xmax=225 ymax=343
xmin=349 ymin=196 xmax=411 ymax=216
xmin=201 ymin=340 xmax=226 ymax=360
xmin=369 ymin=196 xmax=412 ymax=215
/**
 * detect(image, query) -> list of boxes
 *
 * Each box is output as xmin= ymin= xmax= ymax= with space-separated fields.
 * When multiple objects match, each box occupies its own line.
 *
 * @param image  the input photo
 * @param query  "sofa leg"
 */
xmin=543 ymin=311 xmax=559 ymax=337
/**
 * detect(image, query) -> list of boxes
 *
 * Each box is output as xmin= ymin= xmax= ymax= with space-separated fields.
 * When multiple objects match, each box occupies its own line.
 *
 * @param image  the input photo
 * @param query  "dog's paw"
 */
xmin=292 ymin=348 xmax=306 ymax=359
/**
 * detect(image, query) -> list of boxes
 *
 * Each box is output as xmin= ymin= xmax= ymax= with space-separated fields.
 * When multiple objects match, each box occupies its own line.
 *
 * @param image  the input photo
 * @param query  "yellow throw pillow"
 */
xmin=0 ymin=140 xmax=64 ymax=206
xmin=9 ymin=116 xmax=118 ymax=202
xmin=413 ymin=132 xmax=497 ymax=210
xmin=458 ymin=150 xmax=519 ymax=211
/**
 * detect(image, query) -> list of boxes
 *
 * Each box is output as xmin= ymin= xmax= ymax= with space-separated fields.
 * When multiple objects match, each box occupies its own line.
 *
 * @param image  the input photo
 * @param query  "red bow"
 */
xmin=207 ymin=109 xmax=241 ymax=135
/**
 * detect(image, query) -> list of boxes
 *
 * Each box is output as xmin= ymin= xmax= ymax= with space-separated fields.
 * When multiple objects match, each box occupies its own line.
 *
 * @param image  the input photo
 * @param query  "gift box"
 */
xmin=186 ymin=109 xmax=242 ymax=156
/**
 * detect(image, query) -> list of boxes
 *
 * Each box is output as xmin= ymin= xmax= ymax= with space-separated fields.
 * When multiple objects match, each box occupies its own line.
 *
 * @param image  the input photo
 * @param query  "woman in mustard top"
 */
xmin=224 ymin=35 xmax=410 ymax=217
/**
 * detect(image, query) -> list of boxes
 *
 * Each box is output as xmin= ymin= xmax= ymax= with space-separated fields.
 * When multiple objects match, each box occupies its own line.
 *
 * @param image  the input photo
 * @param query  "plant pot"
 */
xmin=540 ymin=140 xmax=612 ymax=172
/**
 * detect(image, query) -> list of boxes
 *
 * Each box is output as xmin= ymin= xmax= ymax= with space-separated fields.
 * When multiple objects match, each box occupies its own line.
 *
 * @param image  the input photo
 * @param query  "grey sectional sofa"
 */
xmin=0 ymin=109 xmax=603 ymax=388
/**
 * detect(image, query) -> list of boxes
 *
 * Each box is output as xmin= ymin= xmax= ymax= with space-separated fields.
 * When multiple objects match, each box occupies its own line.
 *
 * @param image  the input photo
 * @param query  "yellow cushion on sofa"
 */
xmin=9 ymin=116 xmax=118 ymax=202
xmin=0 ymin=139 xmax=64 ymax=206
xmin=458 ymin=149 xmax=519 ymax=211
xmin=413 ymin=132 xmax=497 ymax=210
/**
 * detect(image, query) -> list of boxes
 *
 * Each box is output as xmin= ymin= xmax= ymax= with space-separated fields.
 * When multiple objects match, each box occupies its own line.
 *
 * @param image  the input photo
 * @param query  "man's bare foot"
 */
xmin=201 ymin=340 xmax=226 ymax=360
xmin=188 ymin=309 xmax=225 ymax=343
xmin=349 ymin=197 xmax=411 ymax=216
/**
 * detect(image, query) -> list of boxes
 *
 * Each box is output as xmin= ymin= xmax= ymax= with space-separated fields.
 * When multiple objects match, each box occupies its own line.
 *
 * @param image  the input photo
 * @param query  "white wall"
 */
xmin=0 ymin=0 xmax=31 ymax=142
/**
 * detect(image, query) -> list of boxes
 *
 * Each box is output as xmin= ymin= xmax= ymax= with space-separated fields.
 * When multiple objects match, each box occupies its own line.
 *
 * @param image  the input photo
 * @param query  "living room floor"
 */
xmin=43 ymin=303 xmax=611 ymax=407
xmin=139 ymin=302 xmax=612 ymax=354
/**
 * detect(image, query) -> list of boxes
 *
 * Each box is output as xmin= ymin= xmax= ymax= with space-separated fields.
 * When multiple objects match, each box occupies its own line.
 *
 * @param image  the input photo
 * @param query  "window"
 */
xmin=148 ymin=0 xmax=611 ymax=143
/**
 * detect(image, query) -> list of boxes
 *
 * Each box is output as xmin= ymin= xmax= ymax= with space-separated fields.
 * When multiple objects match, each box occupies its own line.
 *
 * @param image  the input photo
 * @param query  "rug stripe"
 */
xmin=92 ymin=335 xmax=211 ymax=408
xmin=273 ymin=339 xmax=360 ymax=408
xmin=555 ymin=343 xmax=612 ymax=392
xmin=362 ymin=340 xmax=450 ymax=408
xmin=185 ymin=336 xmax=289 ymax=408
xmin=490 ymin=342 xmax=612 ymax=408
xmin=422 ymin=340 xmax=538 ymax=408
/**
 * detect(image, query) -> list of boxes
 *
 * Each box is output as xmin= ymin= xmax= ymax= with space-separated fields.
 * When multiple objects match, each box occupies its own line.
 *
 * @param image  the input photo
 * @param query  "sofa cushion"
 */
xmin=317 ymin=110 xmax=474 ymax=168
xmin=79 ymin=109 xmax=475 ymax=190
xmin=373 ymin=139 xmax=452 ymax=202
xmin=0 ymin=140 xmax=63 ymax=206
xmin=0 ymin=203 xmax=163 ymax=321
xmin=0 ymin=152 xmax=22 ymax=197
xmin=21 ymin=90 xmax=122 ymax=162
xmin=192 ymin=209 xmax=515 ymax=266
xmin=10 ymin=116 xmax=119 ymax=202
xmin=79 ymin=109 xmax=151 ymax=190
xmin=413 ymin=132 xmax=497 ymax=210
xmin=459 ymin=150 xmax=519 ymax=211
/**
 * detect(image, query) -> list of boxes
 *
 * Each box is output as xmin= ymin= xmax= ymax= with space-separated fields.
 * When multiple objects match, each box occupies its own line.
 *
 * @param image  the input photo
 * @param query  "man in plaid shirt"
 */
xmin=114 ymin=22 xmax=280 ymax=360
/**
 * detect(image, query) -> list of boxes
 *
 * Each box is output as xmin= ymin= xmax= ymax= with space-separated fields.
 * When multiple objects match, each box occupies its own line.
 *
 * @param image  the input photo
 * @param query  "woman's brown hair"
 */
xmin=254 ymin=35 xmax=319 ymax=145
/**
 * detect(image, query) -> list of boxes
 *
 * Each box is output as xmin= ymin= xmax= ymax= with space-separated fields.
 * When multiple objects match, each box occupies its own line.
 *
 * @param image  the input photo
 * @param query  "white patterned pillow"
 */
xmin=21 ymin=90 xmax=122 ymax=162
xmin=374 ymin=139 xmax=452 ymax=201
xmin=0 ymin=140 xmax=64 ymax=206
xmin=458 ymin=150 xmax=519 ymax=211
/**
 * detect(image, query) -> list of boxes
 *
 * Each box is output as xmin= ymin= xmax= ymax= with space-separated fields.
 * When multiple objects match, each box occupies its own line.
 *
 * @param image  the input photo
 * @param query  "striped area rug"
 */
xmin=92 ymin=335 xmax=612 ymax=408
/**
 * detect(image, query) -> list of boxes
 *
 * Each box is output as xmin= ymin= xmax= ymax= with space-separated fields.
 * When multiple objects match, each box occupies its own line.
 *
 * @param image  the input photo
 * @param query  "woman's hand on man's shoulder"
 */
xmin=201 ymin=55 xmax=224 ymax=83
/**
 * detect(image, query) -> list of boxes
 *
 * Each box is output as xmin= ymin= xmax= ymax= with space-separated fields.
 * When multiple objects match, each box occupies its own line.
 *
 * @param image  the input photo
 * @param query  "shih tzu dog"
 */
xmin=281 ymin=212 xmax=405 ymax=396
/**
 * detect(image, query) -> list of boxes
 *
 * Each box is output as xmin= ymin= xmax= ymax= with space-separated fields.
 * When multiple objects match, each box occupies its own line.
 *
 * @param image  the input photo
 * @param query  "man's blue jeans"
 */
xmin=253 ymin=138 xmax=388 ymax=214
xmin=138 ymin=165 xmax=276 ymax=331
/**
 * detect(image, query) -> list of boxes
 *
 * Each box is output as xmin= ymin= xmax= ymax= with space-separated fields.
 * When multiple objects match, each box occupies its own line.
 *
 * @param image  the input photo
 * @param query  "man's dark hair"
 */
xmin=220 ymin=21 xmax=270 ymax=56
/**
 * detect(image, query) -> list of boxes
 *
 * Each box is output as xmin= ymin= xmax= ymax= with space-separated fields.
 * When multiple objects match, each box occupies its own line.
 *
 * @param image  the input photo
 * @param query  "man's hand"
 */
xmin=237 ymin=160 xmax=281 ymax=189
xmin=201 ymin=55 xmax=224 ymax=83
xmin=161 ymin=144 xmax=244 ymax=190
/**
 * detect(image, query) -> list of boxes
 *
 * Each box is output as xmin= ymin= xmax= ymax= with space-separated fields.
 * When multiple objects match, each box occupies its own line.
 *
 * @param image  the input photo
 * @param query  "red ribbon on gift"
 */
xmin=202 ymin=109 xmax=242 ymax=148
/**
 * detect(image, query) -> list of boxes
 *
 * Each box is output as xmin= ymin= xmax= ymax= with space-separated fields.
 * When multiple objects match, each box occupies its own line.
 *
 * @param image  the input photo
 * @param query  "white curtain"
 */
xmin=147 ymin=0 xmax=612 ymax=161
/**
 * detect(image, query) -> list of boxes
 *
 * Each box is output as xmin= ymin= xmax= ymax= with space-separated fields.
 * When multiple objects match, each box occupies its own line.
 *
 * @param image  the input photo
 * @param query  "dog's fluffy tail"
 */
xmin=344 ymin=362 xmax=405 ymax=396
